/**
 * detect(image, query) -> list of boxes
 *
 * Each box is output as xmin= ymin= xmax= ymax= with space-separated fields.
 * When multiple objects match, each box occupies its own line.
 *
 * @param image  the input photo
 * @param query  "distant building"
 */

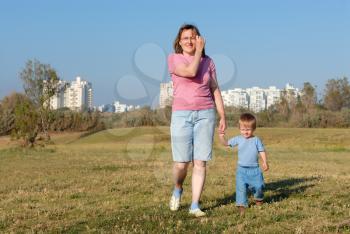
xmin=221 ymin=88 xmax=249 ymax=109
xmin=246 ymin=87 xmax=266 ymax=112
xmin=159 ymin=82 xmax=173 ymax=108
xmin=97 ymin=104 xmax=115 ymax=113
xmin=50 ymin=76 xmax=93 ymax=111
xmin=158 ymin=82 xmax=301 ymax=113
xmin=265 ymin=86 xmax=281 ymax=109
xmin=284 ymin=83 xmax=300 ymax=102
xmin=49 ymin=80 xmax=68 ymax=109
xmin=114 ymin=101 xmax=140 ymax=113
xmin=114 ymin=101 xmax=127 ymax=113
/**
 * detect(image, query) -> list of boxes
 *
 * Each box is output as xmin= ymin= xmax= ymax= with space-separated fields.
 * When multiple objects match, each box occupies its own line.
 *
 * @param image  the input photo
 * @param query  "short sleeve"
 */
xmin=209 ymin=58 xmax=217 ymax=80
xmin=168 ymin=54 xmax=175 ymax=74
xmin=255 ymin=137 xmax=265 ymax=152
xmin=228 ymin=136 xmax=239 ymax=148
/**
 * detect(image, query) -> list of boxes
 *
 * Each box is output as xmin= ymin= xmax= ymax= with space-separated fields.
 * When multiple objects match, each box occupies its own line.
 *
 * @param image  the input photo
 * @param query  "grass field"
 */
xmin=0 ymin=127 xmax=350 ymax=233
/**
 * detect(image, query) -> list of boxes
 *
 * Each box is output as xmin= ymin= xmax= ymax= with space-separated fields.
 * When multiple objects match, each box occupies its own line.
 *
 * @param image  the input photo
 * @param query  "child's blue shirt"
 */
xmin=228 ymin=135 xmax=265 ymax=167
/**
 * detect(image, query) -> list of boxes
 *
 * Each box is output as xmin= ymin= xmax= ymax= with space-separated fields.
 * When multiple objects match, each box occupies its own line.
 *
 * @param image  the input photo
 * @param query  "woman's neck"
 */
xmin=182 ymin=51 xmax=195 ymax=57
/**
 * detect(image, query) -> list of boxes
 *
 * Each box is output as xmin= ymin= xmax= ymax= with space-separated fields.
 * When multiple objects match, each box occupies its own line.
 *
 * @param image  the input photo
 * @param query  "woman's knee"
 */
xmin=193 ymin=160 xmax=206 ymax=168
xmin=174 ymin=162 xmax=189 ymax=171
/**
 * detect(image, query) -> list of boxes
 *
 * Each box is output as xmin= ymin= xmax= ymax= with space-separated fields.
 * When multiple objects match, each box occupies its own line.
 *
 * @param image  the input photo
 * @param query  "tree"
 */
xmin=276 ymin=90 xmax=291 ymax=121
xmin=13 ymin=98 xmax=38 ymax=147
xmin=301 ymin=82 xmax=317 ymax=110
xmin=20 ymin=59 xmax=60 ymax=142
xmin=0 ymin=92 xmax=28 ymax=136
xmin=323 ymin=77 xmax=350 ymax=111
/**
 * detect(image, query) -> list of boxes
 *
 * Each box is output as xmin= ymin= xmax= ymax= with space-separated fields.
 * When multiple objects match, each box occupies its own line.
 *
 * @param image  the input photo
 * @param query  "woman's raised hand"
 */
xmin=195 ymin=35 xmax=205 ymax=54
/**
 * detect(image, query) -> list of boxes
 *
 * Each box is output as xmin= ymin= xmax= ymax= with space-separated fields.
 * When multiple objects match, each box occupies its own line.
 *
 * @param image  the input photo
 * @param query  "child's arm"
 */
xmin=218 ymin=133 xmax=229 ymax=147
xmin=259 ymin=151 xmax=269 ymax=171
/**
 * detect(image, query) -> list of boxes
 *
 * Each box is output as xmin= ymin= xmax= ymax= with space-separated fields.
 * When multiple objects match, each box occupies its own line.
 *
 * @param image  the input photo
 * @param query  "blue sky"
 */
xmin=0 ymin=0 xmax=349 ymax=106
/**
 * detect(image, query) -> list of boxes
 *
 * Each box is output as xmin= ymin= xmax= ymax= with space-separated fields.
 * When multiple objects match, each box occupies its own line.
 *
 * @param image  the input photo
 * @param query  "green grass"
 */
xmin=0 ymin=127 xmax=350 ymax=233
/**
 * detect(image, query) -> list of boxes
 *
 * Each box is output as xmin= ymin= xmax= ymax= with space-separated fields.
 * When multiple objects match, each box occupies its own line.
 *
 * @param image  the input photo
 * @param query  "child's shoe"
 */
xmin=255 ymin=200 xmax=263 ymax=206
xmin=238 ymin=206 xmax=245 ymax=216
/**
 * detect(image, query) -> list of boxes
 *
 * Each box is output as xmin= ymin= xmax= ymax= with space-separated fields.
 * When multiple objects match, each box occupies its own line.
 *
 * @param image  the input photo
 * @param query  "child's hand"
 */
xmin=262 ymin=162 xmax=269 ymax=171
xmin=217 ymin=131 xmax=228 ymax=146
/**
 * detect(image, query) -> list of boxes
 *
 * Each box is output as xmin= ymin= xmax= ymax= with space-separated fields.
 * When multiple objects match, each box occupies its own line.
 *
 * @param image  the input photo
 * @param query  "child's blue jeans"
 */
xmin=236 ymin=165 xmax=265 ymax=207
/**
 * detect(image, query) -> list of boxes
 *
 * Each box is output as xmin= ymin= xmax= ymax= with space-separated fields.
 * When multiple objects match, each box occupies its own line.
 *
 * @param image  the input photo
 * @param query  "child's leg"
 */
xmin=249 ymin=168 xmax=265 ymax=203
xmin=236 ymin=167 xmax=248 ymax=208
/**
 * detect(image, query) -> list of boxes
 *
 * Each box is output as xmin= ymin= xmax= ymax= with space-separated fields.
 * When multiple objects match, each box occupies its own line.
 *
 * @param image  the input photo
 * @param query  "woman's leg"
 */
xmin=191 ymin=160 xmax=206 ymax=203
xmin=173 ymin=162 xmax=190 ymax=189
xmin=170 ymin=162 xmax=190 ymax=211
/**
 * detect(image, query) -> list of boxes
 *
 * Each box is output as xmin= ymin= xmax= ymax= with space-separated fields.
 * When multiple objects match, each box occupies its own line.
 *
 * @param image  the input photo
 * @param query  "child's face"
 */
xmin=239 ymin=124 xmax=254 ymax=138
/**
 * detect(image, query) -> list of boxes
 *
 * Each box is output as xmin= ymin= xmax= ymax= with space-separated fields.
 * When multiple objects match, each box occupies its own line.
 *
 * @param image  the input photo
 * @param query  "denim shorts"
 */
xmin=236 ymin=166 xmax=265 ymax=207
xmin=170 ymin=109 xmax=216 ymax=162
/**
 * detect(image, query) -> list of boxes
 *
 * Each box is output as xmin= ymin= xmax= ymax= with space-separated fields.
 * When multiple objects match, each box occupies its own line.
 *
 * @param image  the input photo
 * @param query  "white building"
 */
xmin=158 ymin=82 xmax=301 ymax=113
xmin=221 ymin=84 xmax=301 ymax=112
xmin=65 ymin=77 xmax=92 ymax=111
xmin=221 ymin=88 xmax=249 ymax=109
xmin=113 ymin=101 xmax=140 ymax=113
xmin=49 ymin=80 xmax=68 ymax=109
xmin=247 ymin=87 xmax=266 ymax=112
xmin=50 ymin=76 xmax=93 ymax=111
xmin=159 ymin=82 xmax=173 ymax=108
xmin=114 ymin=101 xmax=127 ymax=113
xmin=265 ymin=86 xmax=281 ymax=109
xmin=284 ymin=83 xmax=300 ymax=101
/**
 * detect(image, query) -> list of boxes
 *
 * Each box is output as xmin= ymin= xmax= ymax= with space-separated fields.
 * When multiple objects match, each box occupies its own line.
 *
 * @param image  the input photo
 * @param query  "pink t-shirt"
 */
xmin=168 ymin=53 xmax=216 ymax=111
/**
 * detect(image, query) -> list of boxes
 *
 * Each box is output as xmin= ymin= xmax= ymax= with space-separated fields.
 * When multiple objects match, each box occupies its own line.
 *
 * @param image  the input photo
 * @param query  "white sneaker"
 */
xmin=189 ymin=208 xmax=206 ymax=217
xmin=169 ymin=194 xmax=181 ymax=211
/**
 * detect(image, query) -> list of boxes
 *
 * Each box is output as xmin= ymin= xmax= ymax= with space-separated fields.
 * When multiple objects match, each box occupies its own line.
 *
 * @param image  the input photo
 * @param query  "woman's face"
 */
xmin=179 ymin=29 xmax=197 ymax=55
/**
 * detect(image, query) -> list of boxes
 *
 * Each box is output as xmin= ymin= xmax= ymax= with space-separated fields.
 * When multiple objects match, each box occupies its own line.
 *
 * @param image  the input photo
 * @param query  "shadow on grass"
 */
xmin=204 ymin=194 xmax=236 ymax=211
xmin=264 ymin=176 xmax=318 ymax=203
xmin=206 ymin=176 xmax=318 ymax=210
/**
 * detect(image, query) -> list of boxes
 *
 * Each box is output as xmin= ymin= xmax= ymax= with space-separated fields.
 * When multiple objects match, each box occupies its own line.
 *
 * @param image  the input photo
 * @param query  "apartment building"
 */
xmin=159 ymin=81 xmax=173 ymax=108
xmin=50 ymin=76 xmax=93 ymax=111
xmin=246 ymin=87 xmax=266 ymax=112
xmin=159 ymin=81 xmax=300 ymax=113
xmin=221 ymin=88 xmax=249 ymax=109
xmin=265 ymin=86 xmax=281 ymax=109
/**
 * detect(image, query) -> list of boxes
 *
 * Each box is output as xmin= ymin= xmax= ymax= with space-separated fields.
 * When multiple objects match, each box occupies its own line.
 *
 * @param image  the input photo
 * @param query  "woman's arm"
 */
xmin=210 ymin=69 xmax=226 ymax=134
xmin=173 ymin=36 xmax=205 ymax=78
xmin=213 ymin=88 xmax=226 ymax=131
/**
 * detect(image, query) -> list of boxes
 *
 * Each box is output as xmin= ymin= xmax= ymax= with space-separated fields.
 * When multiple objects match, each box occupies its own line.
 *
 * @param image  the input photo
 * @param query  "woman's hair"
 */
xmin=173 ymin=24 xmax=206 ymax=57
xmin=239 ymin=113 xmax=257 ymax=130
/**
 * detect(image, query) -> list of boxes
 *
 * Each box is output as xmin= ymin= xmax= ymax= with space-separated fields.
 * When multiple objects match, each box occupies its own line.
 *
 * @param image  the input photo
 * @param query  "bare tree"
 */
xmin=20 ymin=59 xmax=60 ymax=142
xmin=301 ymin=82 xmax=317 ymax=110
xmin=323 ymin=77 xmax=350 ymax=111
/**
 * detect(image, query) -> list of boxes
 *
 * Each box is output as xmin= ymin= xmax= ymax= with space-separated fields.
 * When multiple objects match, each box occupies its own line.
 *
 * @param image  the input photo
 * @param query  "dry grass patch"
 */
xmin=0 ymin=127 xmax=349 ymax=233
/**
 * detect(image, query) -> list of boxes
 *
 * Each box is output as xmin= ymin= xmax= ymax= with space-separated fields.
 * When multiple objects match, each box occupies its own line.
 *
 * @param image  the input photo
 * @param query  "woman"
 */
xmin=168 ymin=24 xmax=226 ymax=217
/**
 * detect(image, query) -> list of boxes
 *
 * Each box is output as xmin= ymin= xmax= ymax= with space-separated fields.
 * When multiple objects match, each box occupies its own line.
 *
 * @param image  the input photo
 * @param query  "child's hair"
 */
xmin=239 ymin=113 xmax=256 ymax=130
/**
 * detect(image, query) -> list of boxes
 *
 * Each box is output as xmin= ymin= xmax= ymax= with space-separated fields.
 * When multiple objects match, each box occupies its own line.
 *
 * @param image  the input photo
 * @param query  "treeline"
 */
xmin=1 ymin=58 xmax=349 ymax=147
xmin=102 ymin=106 xmax=172 ymax=128
xmin=0 ymin=60 xmax=104 ymax=147
xmin=0 ymin=92 xmax=104 ymax=139
xmin=106 ymin=78 xmax=350 ymax=128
